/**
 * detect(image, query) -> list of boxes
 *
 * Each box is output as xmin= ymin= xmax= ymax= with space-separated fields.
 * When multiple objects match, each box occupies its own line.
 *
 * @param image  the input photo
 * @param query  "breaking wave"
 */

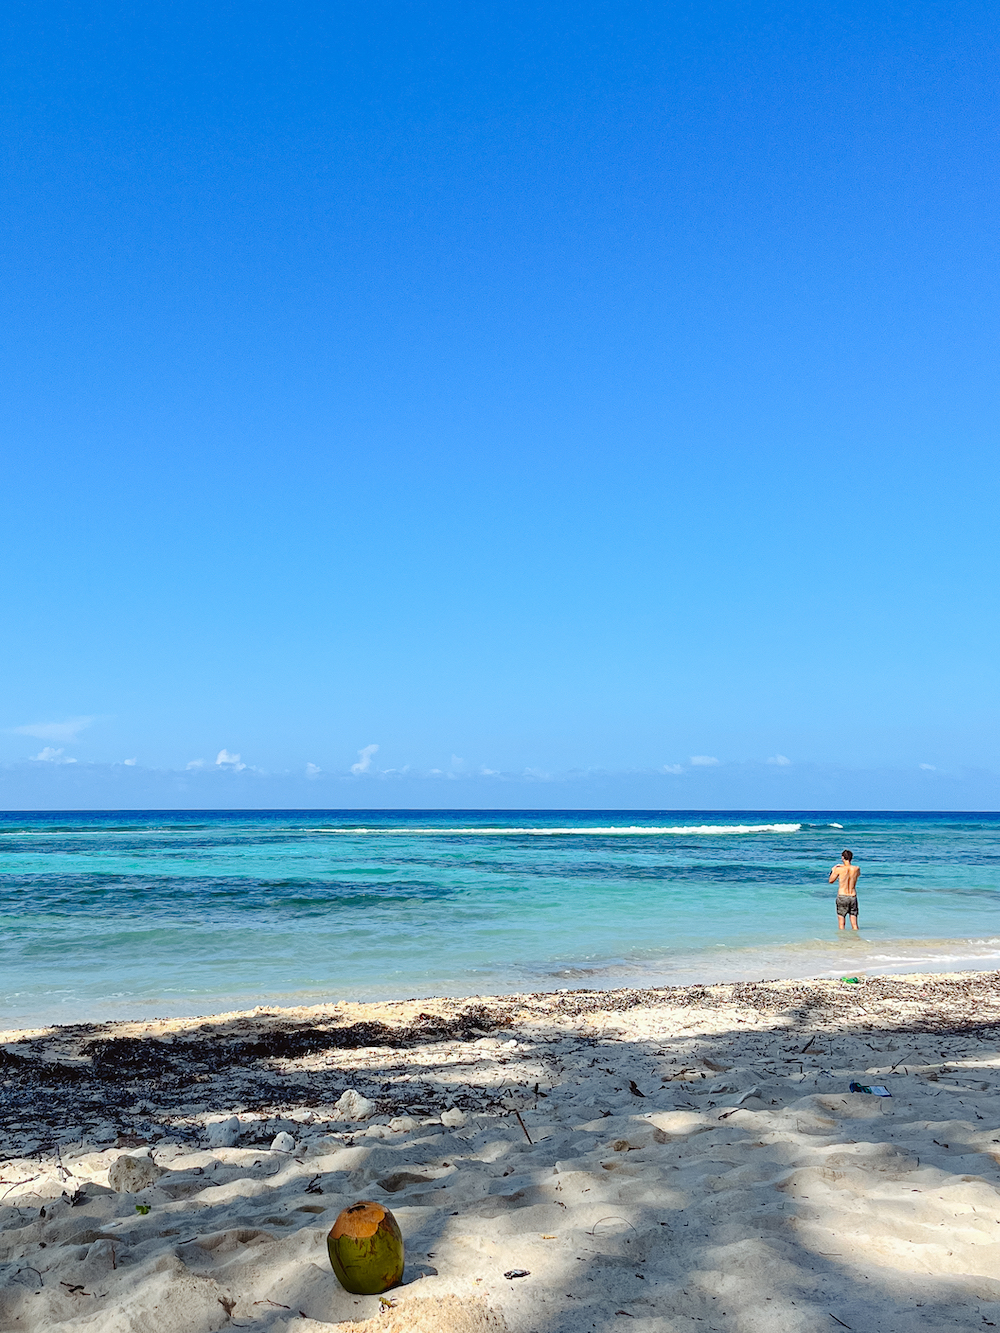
xmin=312 ymin=823 xmax=803 ymax=836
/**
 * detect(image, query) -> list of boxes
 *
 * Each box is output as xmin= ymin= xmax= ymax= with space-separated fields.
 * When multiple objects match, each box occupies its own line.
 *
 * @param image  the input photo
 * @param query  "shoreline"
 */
xmin=7 ymin=809 xmax=1000 ymax=1046
xmin=9 ymin=944 xmax=1000 ymax=1033
xmin=2 ymin=971 xmax=999 ymax=1330
xmin=8 ymin=963 xmax=1000 ymax=1035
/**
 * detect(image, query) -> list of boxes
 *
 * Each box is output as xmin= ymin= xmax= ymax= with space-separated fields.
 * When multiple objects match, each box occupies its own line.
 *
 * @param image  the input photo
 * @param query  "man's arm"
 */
xmin=828 ymin=865 xmax=841 ymax=884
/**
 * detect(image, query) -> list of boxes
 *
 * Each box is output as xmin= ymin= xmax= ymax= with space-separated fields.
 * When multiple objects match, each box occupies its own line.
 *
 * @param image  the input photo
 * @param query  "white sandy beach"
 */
xmin=1 ymin=972 xmax=999 ymax=1332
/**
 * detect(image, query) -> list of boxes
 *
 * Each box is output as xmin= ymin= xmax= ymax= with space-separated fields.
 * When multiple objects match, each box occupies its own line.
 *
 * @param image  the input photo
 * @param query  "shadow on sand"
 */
xmin=1 ymin=975 xmax=1000 ymax=1331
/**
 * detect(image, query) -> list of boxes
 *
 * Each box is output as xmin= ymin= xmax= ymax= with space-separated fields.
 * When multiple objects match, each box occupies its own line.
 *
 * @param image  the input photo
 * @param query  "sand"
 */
xmin=1 ymin=971 xmax=1000 ymax=1332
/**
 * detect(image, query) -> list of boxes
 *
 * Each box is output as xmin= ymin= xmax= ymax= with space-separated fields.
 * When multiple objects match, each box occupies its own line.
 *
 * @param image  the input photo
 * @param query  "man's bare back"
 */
xmin=829 ymin=850 xmax=860 ymax=930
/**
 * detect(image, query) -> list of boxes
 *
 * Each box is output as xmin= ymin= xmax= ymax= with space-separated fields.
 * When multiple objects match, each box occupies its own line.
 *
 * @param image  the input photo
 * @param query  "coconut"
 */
xmin=327 ymin=1201 xmax=404 ymax=1295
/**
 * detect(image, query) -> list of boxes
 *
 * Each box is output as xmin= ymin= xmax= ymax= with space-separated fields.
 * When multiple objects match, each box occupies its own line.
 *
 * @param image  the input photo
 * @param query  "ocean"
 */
xmin=1 ymin=809 xmax=998 ymax=1028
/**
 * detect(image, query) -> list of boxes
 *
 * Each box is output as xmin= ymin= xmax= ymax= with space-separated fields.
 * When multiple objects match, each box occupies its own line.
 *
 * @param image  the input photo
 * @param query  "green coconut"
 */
xmin=327 ymin=1201 xmax=404 ymax=1295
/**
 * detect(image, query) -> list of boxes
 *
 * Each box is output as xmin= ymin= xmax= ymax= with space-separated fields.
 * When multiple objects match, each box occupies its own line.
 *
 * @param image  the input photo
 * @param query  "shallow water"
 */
xmin=1 ymin=809 xmax=998 ymax=1026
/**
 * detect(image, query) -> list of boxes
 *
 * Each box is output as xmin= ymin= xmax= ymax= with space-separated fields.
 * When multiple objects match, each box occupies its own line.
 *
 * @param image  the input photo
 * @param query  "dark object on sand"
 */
xmin=849 ymin=1081 xmax=891 ymax=1096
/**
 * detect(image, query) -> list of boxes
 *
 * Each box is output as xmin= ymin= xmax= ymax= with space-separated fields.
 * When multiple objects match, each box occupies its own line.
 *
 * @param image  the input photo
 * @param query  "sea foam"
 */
xmin=313 ymin=823 xmax=803 ymax=836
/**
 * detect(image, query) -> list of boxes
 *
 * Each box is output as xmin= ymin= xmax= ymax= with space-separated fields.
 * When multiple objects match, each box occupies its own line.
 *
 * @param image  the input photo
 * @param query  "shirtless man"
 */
xmin=829 ymin=850 xmax=860 ymax=930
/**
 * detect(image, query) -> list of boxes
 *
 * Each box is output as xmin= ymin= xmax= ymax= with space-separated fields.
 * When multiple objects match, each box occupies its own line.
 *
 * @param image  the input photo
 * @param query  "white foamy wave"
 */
xmin=313 ymin=823 xmax=802 ymax=836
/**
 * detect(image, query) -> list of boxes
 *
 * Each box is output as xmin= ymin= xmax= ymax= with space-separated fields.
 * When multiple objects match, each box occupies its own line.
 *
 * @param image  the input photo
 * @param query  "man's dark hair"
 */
xmin=842 ymin=849 xmax=853 ymax=861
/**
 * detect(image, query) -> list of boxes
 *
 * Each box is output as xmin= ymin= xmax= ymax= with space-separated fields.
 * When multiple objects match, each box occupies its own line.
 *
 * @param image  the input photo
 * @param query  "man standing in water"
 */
xmin=829 ymin=850 xmax=860 ymax=930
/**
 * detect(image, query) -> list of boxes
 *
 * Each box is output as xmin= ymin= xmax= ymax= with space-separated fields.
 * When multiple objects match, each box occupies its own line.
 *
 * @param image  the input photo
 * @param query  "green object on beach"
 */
xmin=849 ymin=1081 xmax=891 ymax=1096
xmin=840 ymin=976 xmax=860 ymax=984
xmin=327 ymin=1201 xmax=404 ymax=1295
xmin=135 ymin=1204 xmax=151 ymax=1214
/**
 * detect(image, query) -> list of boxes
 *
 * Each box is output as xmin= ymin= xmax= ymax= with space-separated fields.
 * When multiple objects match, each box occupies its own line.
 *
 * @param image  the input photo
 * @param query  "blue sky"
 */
xmin=3 ymin=1 xmax=999 ymax=809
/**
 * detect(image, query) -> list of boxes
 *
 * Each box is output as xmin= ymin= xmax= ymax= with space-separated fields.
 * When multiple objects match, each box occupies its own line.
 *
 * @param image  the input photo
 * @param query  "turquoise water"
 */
xmin=1 ymin=809 xmax=999 ymax=1027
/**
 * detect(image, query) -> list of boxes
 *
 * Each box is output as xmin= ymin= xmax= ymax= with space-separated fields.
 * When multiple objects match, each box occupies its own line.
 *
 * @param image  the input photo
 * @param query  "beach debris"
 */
xmin=85 ymin=1237 xmax=117 ymax=1267
xmin=1 ymin=977 xmax=994 ymax=1149
xmin=336 ymin=1089 xmax=376 ymax=1121
xmin=206 ymin=1115 xmax=242 ymax=1147
xmin=389 ymin=1115 xmax=419 ymax=1134
xmin=849 ymin=1082 xmax=891 ymax=1096
xmin=589 ymin=1216 xmax=638 ymax=1237
xmin=135 ymin=1204 xmax=151 ymax=1214
xmin=840 ymin=977 xmax=861 ymax=985
xmin=270 ymin=1131 xmax=295 ymax=1153
xmin=441 ymin=1107 xmax=467 ymax=1128
xmin=327 ymin=1201 xmax=404 ymax=1295
xmin=504 ymin=1269 xmax=530 ymax=1280
xmin=735 ymin=1086 xmax=762 ymax=1105
xmin=107 ymin=1153 xmax=165 ymax=1192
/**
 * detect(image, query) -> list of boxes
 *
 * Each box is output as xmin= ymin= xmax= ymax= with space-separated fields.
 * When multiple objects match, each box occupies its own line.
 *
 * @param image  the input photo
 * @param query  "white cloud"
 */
xmin=690 ymin=755 xmax=719 ymax=766
xmin=305 ymin=762 xmax=322 ymax=778
xmin=123 ymin=758 xmax=137 ymax=766
xmin=186 ymin=759 xmax=205 ymax=769
xmin=767 ymin=754 xmax=792 ymax=766
xmin=479 ymin=767 xmax=499 ymax=776
xmin=661 ymin=763 xmax=683 ymax=774
xmin=215 ymin=749 xmax=246 ymax=771
xmin=14 ymin=716 xmax=94 ymax=743
xmin=31 ymin=746 xmax=77 ymax=764
xmin=350 ymin=744 xmax=379 ymax=775
xmin=450 ymin=754 xmax=466 ymax=770
xmin=919 ymin=763 xmax=936 ymax=771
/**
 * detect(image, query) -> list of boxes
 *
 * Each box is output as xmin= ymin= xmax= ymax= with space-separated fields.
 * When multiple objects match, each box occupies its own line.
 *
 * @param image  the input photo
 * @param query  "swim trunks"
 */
xmin=836 ymin=894 xmax=858 ymax=917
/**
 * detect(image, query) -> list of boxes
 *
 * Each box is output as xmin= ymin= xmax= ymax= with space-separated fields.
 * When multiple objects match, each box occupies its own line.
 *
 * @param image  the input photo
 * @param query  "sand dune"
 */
xmin=1 ymin=972 xmax=999 ymax=1331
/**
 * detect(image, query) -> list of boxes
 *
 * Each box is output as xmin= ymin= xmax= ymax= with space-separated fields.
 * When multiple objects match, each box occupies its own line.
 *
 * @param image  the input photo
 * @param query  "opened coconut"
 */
xmin=327 ymin=1201 xmax=404 ymax=1294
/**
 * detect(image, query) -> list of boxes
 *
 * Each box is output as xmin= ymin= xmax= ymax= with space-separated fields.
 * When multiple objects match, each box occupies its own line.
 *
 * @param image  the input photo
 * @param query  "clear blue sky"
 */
xmin=3 ymin=1 xmax=999 ymax=808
